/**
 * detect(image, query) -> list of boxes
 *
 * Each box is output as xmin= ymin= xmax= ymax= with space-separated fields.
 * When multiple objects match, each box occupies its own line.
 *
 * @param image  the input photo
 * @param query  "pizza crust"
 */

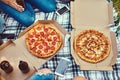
xmin=25 ymin=24 xmax=62 ymax=58
xmin=74 ymin=30 xmax=110 ymax=63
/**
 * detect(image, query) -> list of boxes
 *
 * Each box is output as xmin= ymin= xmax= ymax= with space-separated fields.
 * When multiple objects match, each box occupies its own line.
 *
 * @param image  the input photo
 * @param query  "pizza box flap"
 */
xmin=0 ymin=40 xmax=13 ymax=50
xmin=109 ymin=32 xmax=118 ymax=65
xmin=0 ymin=41 xmax=35 ymax=80
xmin=18 ymin=20 xmax=67 ymax=38
xmin=71 ymin=0 xmax=114 ymax=28
xmin=71 ymin=29 xmax=118 ymax=70
xmin=13 ymin=20 xmax=67 ymax=69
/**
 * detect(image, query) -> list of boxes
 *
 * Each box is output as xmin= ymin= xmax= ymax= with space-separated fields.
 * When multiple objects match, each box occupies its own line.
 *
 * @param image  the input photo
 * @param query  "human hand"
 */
xmin=28 ymin=68 xmax=54 ymax=80
xmin=1 ymin=0 xmax=24 ymax=12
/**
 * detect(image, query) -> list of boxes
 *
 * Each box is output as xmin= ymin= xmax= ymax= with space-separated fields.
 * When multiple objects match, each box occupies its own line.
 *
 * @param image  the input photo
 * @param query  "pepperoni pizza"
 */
xmin=74 ymin=30 xmax=110 ymax=63
xmin=25 ymin=24 xmax=62 ymax=58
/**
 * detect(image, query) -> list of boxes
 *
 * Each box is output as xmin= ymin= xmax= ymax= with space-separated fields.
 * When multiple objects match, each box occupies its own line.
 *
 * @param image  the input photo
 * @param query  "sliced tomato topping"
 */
xmin=32 ymin=31 xmax=36 ymax=35
xmin=28 ymin=34 xmax=33 ymax=38
xmin=52 ymin=41 xmax=56 ymax=45
xmin=51 ymin=31 xmax=56 ymax=35
xmin=46 ymin=46 xmax=50 ymax=49
xmin=53 ymin=37 xmax=57 ymax=41
xmin=38 ymin=45 xmax=43 ymax=49
xmin=31 ymin=39 xmax=35 ymax=43
xmin=35 ymin=34 xmax=40 ymax=38
xmin=30 ymin=46 xmax=33 ymax=50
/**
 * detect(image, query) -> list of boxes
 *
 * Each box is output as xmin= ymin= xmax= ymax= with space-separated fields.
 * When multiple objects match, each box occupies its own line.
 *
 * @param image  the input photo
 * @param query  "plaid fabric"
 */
xmin=0 ymin=0 xmax=120 ymax=80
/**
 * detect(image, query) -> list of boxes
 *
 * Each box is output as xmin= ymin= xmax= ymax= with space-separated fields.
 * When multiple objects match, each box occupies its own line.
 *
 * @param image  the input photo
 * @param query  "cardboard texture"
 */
xmin=70 ymin=0 xmax=118 ymax=70
xmin=14 ymin=20 xmax=66 ymax=69
xmin=0 ymin=20 xmax=67 ymax=79
xmin=0 ymin=41 xmax=35 ymax=80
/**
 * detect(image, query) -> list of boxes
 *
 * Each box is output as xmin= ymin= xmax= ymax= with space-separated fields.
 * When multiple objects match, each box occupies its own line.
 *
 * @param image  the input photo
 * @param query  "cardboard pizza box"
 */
xmin=14 ymin=20 xmax=67 ymax=69
xmin=70 ymin=0 xmax=118 ymax=70
xmin=0 ymin=40 xmax=36 ymax=80
xmin=0 ymin=20 xmax=67 ymax=80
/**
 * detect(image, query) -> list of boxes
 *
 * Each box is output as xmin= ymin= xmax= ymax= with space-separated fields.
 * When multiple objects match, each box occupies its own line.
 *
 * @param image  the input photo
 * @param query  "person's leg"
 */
xmin=0 ymin=15 xmax=5 ymax=33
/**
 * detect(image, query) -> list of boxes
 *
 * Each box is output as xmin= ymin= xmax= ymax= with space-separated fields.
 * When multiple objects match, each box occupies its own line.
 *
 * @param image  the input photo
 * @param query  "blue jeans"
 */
xmin=29 ymin=73 xmax=54 ymax=80
xmin=0 ymin=15 xmax=4 ymax=33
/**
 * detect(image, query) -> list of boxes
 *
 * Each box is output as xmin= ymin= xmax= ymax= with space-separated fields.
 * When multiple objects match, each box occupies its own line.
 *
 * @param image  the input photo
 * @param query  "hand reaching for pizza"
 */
xmin=1 ymin=0 xmax=24 ymax=12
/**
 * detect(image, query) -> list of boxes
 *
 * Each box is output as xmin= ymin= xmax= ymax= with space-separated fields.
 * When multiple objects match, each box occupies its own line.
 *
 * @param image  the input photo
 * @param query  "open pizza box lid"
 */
xmin=70 ymin=0 xmax=118 ymax=70
xmin=0 ymin=20 xmax=67 ymax=80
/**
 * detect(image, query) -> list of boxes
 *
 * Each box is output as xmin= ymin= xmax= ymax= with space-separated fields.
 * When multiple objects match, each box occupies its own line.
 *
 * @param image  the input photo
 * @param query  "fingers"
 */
xmin=10 ymin=2 xmax=24 ymax=12
xmin=1 ymin=0 xmax=24 ymax=12
xmin=14 ymin=2 xmax=24 ymax=12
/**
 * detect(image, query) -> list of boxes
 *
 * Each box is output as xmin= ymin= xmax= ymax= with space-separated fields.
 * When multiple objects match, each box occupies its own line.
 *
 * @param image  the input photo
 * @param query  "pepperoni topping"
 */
xmin=43 ymin=42 xmax=48 ymax=46
xmin=35 ymin=34 xmax=40 ymax=38
xmin=34 ymin=42 xmax=39 ymax=46
xmin=28 ymin=42 xmax=33 ymax=45
xmin=44 ymin=28 xmax=48 ymax=32
xmin=51 ymin=46 xmax=55 ymax=50
xmin=47 ymin=38 xmax=52 ymax=41
xmin=36 ymin=26 xmax=41 ymax=31
xmin=44 ymin=49 xmax=48 ymax=53
xmin=40 ymin=32 xmax=44 ymax=36
xmin=31 ymin=39 xmax=35 ymax=43
xmin=37 ymin=50 xmax=41 ymax=54
xmin=38 ymin=45 xmax=43 ymax=49
xmin=44 ymin=34 xmax=48 ymax=39
xmin=32 ymin=47 xmax=37 ymax=52
xmin=39 ymin=38 xmax=43 ymax=41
